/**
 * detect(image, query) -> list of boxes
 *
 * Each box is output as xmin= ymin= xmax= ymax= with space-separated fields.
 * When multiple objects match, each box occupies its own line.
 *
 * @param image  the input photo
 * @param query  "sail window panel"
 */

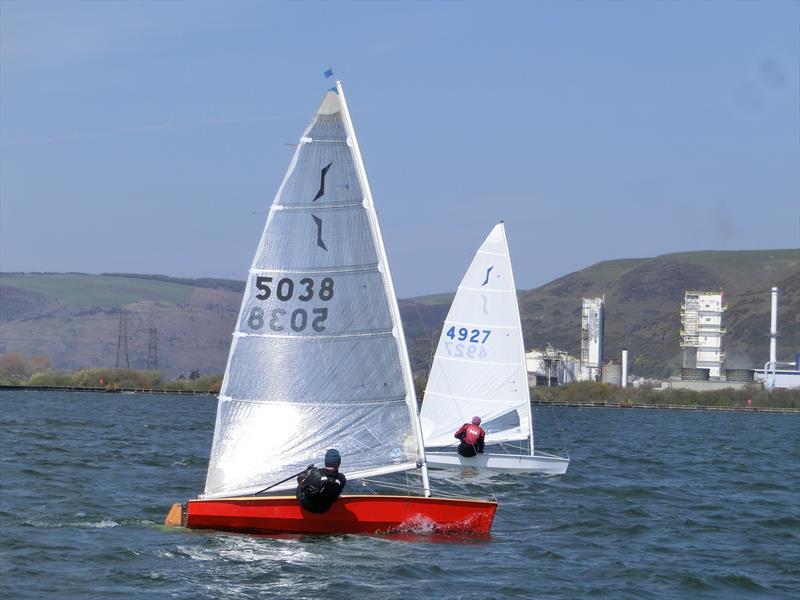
xmin=481 ymin=409 xmax=521 ymax=435
xmin=278 ymin=142 xmax=362 ymax=206
xmin=204 ymin=397 xmax=418 ymax=498
xmin=237 ymin=270 xmax=393 ymax=336
xmin=445 ymin=287 xmax=520 ymax=329
xmin=223 ymin=334 xmax=407 ymax=404
xmin=421 ymin=393 xmax=528 ymax=448
xmin=252 ymin=207 xmax=378 ymax=271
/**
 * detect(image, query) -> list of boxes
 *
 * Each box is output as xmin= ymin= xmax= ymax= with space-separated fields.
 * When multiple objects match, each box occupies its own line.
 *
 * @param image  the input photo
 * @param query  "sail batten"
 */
xmin=204 ymin=85 xmax=424 ymax=499
xmin=420 ymin=223 xmax=533 ymax=451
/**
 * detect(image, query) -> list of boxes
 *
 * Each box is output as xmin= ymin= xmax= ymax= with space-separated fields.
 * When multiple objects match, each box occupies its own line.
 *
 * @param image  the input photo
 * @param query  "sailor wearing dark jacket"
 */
xmin=296 ymin=449 xmax=347 ymax=514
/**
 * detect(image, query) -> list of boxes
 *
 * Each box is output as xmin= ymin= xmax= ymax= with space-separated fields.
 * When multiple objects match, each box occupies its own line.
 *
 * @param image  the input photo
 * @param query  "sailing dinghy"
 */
xmin=419 ymin=223 xmax=570 ymax=474
xmin=165 ymin=81 xmax=496 ymax=535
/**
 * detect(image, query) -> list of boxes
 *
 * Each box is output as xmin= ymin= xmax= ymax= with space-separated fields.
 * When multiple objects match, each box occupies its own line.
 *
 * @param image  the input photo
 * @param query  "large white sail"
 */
xmin=420 ymin=223 xmax=532 ymax=449
xmin=203 ymin=83 xmax=424 ymax=498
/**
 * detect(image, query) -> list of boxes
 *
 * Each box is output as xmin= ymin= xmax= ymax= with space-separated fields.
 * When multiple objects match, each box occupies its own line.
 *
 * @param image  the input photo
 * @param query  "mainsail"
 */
xmin=420 ymin=223 xmax=533 ymax=450
xmin=204 ymin=83 xmax=425 ymax=498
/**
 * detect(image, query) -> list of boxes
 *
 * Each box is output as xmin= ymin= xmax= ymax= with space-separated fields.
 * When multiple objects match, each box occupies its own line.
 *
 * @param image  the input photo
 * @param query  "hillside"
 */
xmin=401 ymin=249 xmax=799 ymax=377
xmin=1 ymin=249 xmax=797 ymax=378
xmin=0 ymin=274 xmax=242 ymax=377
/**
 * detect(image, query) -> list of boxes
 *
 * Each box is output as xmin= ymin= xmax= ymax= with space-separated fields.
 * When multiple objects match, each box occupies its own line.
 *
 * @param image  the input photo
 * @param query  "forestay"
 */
xmin=204 ymin=84 xmax=424 ymax=499
xmin=420 ymin=223 xmax=533 ymax=449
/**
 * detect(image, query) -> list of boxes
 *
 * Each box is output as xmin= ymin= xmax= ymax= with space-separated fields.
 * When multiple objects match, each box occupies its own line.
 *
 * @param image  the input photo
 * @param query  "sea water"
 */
xmin=1 ymin=391 xmax=798 ymax=599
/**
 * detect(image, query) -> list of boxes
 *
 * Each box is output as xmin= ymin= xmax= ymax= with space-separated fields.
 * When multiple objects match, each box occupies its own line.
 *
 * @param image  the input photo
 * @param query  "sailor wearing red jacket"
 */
xmin=454 ymin=416 xmax=486 ymax=457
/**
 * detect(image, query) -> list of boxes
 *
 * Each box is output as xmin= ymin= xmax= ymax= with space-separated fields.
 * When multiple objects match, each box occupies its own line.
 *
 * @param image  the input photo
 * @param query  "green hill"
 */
xmin=401 ymin=249 xmax=799 ymax=378
xmin=1 ymin=249 xmax=797 ymax=379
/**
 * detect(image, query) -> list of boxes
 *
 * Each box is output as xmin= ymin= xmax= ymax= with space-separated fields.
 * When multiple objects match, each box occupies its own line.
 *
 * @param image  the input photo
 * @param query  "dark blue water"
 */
xmin=1 ymin=392 xmax=798 ymax=599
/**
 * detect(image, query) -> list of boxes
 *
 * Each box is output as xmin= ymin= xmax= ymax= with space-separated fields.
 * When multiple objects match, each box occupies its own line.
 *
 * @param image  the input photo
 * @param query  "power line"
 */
xmin=115 ymin=311 xmax=130 ymax=368
xmin=146 ymin=328 xmax=158 ymax=370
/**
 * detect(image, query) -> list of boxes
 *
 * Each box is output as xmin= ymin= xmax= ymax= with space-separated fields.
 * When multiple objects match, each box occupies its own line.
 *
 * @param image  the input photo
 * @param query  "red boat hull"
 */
xmin=172 ymin=494 xmax=496 ymax=536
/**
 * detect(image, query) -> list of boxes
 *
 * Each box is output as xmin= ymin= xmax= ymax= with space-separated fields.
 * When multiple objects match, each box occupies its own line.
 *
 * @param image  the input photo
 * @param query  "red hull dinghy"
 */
xmin=165 ymin=80 xmax=497 ymax=537
xmin=167 ymin=495 xmax=496 ymax=536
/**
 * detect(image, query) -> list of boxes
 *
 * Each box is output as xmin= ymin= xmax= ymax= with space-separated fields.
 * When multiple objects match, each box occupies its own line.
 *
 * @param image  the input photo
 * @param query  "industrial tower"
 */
xmin=680 ymin=290 xmax=726 ymax=377
xmin=581 ymin=297 xmax=605 ymax=382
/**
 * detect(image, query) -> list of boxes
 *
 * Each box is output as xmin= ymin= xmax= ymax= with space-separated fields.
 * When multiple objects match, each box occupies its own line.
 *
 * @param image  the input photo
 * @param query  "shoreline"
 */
xmin=1 ymin=385 xmax=797 ymax=413
xmin=531 ymin=399 xmax=799 ymax=414
xmin=0 ymin=384 xmax=215 ymax=395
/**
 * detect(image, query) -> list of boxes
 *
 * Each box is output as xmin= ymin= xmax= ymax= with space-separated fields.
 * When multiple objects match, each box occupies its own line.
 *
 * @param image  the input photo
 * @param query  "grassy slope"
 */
xmin=1 ymin=249 xmax=797 ymax=378
xmin=404 ymin=249 xmax=800 ymax=378
xmin=0 ymin=273 xmax=194 ymax=307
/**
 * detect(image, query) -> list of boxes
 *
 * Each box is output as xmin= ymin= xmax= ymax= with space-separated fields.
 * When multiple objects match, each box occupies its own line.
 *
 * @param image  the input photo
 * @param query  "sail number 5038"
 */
xmin=254 ymin=276 xmax=334 ymax=302
xmin=446 ymin=327 xmax=491 ymax=343
xmin=248 ymin=307 xmax=327 ymax=332
xmin=247 ymin=276 xmax=334 ymax=333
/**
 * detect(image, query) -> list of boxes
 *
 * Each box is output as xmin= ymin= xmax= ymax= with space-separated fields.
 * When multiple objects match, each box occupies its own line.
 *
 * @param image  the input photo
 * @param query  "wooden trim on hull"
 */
xmin=425 ymin=451 xmax=570 ymax=474
xmin=167 ymin=495 xmax=497 ymax=536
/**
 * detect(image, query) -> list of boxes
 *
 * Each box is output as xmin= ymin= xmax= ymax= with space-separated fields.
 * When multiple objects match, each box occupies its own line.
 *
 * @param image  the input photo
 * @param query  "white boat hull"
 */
xmin=425 ymin=451 xmax=569 ymax=475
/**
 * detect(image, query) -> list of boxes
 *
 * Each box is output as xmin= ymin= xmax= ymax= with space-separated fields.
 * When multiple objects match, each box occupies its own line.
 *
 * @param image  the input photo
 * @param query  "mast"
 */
xmin=335 ymin=81 xmax=431 ymax=496
xmin=500 ymin=222 xmax=535 ymax=455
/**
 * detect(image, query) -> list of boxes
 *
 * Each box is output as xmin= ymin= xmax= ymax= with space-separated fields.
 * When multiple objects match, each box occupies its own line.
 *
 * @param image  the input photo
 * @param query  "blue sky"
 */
xmin=1 ymin=0 xmax=798 ymax=296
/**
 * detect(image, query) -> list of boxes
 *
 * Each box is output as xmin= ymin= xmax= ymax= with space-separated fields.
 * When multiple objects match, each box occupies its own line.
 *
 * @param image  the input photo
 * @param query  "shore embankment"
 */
xmin=2 ymin=384 xmax=799 ymax=413
xmin=0 ymin=384 xmax=214 ymax=395
xmin=532 ymin=399 xmax=799 ymax=413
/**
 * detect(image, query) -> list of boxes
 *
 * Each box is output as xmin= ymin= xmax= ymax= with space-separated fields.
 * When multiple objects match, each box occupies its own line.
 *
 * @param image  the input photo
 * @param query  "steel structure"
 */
xmin=581 ymin=297 xmax=605 ymax=382
xmin=680 ymin=290 xmax=726 ymax=377
xmin=115 ymin=311 xmax=130 ymax=369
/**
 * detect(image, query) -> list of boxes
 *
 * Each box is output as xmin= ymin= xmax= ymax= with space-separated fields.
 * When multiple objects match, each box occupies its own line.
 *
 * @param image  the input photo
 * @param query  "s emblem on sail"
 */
xmin=311 ymin=215 xmax=328 ymax=251
xmin=313 ymin=162 xmax=333 ymax=201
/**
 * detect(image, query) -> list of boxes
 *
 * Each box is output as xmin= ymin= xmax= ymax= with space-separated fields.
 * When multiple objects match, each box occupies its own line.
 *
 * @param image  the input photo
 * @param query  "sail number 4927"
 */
xmin=446 ymin=327 xmax=491 ymax=343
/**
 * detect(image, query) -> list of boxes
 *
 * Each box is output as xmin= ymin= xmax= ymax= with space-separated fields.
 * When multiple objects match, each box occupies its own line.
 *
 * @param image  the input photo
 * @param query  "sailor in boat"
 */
xmin=295 ymin=449 xmax=347 ymax=514
xmin=454 ymin=417 xmax=486 ymax=458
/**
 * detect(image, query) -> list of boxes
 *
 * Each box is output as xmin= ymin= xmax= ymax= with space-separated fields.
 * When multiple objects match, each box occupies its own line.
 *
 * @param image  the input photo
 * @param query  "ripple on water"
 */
xmin=1 ymin=393 xmax=798 ymax=600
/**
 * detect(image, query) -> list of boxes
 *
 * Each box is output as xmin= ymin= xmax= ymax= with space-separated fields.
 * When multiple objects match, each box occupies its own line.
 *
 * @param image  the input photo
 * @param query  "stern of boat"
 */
xmin=165 ymin=502 xmax=187 ymax=527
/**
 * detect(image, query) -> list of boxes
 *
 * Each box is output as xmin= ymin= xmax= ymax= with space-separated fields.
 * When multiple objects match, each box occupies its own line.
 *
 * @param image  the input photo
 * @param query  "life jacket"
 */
xmin=296 ymin=467 xmax=346 ymax=513
xmin=462 ymin=424 xmax=485 ymax=446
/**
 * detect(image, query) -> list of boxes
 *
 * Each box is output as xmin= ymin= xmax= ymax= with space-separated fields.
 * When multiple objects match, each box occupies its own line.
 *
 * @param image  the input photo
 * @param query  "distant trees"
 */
xmin=0 ymin=352 xmax=51 ymax=381
xmin=0 ymin=352 xmax=222 ymax=392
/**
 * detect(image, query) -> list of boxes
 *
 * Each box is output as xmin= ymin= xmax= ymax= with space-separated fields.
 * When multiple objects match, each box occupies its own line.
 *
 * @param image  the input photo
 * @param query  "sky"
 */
xmin=1 ymin=0 xmax=798 ymax=297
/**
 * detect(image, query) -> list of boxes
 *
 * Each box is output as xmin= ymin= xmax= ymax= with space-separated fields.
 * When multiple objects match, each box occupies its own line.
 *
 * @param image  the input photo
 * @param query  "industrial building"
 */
xmin=753 ymin=287 xmax=800 ymax=389
xmin=580 ymin=297 xmax=605 ymax=382
xmin=680 ymin=290 xmax=726 ymax=377
xmin=526 ymin=346 xmax=581 ymax=387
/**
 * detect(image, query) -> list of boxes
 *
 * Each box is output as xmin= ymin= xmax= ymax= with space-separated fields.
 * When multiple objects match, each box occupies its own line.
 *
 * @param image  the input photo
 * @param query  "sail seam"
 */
xmin=218 ymin=395 xmax=408 ymax=406
xmin=233 ymin=330 xmax=394 ymax=340
xmin=459 ymin=286 xmax=512 ymax=293
xmin=477 ymin=250 xmax=507 ymax=257
xmin=272 ymin=202 xmax=364 ymax=211
xmin=300 ymin=138 xmax=347 ymax=144
xmin=248 ymin=265 xmax=378 ymax=275
xmin=424 ymin=390 xmax=528 ymax=404
xmin=431 ymin=355 xmax=523 ymax=367
xmin=442 ymin=320 xmax=517 ymax=329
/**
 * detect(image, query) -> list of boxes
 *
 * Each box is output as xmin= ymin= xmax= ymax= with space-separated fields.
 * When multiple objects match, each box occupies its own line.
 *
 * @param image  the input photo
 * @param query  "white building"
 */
xmin=581 ymin=297 xmax=605 ymax=382
xmin=680 ymin=290 xmax=726 ymax=377
xmin=754 ymin=368 xmax=800 ymax=390
xmin=526 ymin=345 xmax=581 ymax=387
